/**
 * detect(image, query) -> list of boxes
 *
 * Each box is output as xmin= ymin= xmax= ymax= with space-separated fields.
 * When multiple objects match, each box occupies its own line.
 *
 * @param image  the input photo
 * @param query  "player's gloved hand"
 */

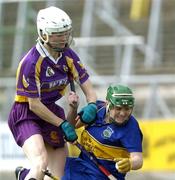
xmin=114 ymin=158 xmax=132 ymax=173
xmin=60 ymin=120 xmax=78 ymax=142
xmin=78 ymin=102 xmax=97 ymax=124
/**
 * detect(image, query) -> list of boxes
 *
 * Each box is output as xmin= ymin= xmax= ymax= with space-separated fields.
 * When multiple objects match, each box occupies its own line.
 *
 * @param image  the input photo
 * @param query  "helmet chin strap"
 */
xmin=41 ymin=32 xmax=73 ymax=53
xmin=47 ymin=42 xmax=66 ymax=52
xmin=39 ymin=33 xmax=65 ymax=52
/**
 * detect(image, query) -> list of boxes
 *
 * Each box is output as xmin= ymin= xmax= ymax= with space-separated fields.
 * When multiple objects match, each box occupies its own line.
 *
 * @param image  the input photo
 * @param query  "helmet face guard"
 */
xmin=106 ymin=85 xmax=135 ymax=109
xmin=46 ymin=30 xmax=73 ymax=52
xmin=37 ymin=6 xmax=73 ymax=52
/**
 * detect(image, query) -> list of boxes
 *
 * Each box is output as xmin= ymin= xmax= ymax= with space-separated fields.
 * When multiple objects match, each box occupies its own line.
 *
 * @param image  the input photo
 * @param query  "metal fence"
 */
xmin=0 ymin=0 xmax=175 ymax=177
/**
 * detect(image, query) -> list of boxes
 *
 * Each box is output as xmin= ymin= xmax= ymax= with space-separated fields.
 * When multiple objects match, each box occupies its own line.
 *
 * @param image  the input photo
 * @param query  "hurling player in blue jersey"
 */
xmin=63 ymin=84 xmax=143 ymax=180
xmin=8 ymin=6 xmax=97 ymax=180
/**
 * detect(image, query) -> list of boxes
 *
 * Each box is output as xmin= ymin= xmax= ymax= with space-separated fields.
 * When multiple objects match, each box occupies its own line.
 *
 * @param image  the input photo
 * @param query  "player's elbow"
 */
xmin=28 ymin=98 xmax=41 ymax=112
xmin=137 ymin=158 xmax=143 ymax=169
xmin=130 ymin=153 xmax=143 ymax=170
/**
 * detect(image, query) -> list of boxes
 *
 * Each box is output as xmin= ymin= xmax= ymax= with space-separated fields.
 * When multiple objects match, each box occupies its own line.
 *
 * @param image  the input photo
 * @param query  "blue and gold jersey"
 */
xmin=79 ymin=100 xmax=143 ymax=179
xmin=81 ymin=101 xmax=142 ymax=159
xmin=63 ymin=101 xmax=143 ymax=180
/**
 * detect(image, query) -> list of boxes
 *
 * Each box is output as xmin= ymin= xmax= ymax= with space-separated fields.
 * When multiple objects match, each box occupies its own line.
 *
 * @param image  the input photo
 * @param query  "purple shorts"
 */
xmin=8 ymin=102 xmax=65 ymax=148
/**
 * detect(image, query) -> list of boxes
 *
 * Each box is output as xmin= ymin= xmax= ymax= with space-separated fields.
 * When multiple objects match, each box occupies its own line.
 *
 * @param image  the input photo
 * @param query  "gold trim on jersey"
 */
xmin=15 ymin=56 xmax=43 ymax=102
xmin=16 ymin=50 xmax=32 ymax=88
xmin=65 ymin=56 xmax=79 ymax=82
xmin=15 ymin=95 xmax=28 ymax=102
xmin=35 ymin=56 xmax=44 ymax=96
xmin=81 ymin=130 xmax=130 ymax=160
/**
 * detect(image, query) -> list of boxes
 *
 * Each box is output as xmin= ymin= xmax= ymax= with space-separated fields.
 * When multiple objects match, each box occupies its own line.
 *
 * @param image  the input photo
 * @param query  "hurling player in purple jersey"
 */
xmin=8 ymin=6 xmax=97 ymax=180
xmin=63 ymin=85 xmax=143 ymax=180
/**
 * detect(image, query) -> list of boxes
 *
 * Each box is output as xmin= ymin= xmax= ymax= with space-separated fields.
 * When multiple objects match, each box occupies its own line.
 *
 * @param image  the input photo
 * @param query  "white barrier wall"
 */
xmin=0 ymin=123 xmax=29 ymax=171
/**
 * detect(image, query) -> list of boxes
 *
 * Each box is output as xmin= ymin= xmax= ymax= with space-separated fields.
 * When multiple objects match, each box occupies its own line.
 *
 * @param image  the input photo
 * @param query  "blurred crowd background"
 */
xmin=0 ymin=0 xmax=175 ymax=179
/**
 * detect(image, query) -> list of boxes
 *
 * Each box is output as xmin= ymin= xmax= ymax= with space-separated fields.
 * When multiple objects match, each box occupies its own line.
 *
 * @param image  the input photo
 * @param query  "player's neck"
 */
xmin=45 ymin=44 xmax=60 ymax=60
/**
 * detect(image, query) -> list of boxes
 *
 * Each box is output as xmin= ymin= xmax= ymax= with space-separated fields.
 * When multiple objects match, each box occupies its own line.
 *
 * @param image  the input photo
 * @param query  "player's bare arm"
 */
xmin=130 ymin=152 xmax=143 ymax=170
xmin=28 ymin=97 xmax=64 ymax=126
xmin=80 ymin=79 xmax=97 ymax=103
xmin=67 ymin=91 xmax=79 ymax=126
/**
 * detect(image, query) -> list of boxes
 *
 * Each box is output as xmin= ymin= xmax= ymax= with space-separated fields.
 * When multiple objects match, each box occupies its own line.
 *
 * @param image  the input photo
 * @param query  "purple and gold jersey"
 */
xmin=15 ymin=41 xmax=89 ymax=104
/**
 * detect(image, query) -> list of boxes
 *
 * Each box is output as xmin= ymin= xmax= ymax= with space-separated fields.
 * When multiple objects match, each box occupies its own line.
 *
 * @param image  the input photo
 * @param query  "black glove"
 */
xmin=60 ymin=120 xmax=78 ymax=142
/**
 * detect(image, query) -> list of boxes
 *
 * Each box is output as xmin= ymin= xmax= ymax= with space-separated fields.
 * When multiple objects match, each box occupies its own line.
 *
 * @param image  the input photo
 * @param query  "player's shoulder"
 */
xmin=128 ymin=115 xmax=141 ymax=128
xmin=22 ymin=46 xmax=42 ymax=65
xmin=64 ymin=48 xmax=79 ymax=58
xmin=96 ymin=100 xmax=106 ymax=110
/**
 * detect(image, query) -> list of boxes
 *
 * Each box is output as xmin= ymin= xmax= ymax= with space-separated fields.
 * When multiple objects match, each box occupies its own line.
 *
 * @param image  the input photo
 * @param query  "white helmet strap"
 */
xmin=38 ymin=30 xmax=49 ymax=43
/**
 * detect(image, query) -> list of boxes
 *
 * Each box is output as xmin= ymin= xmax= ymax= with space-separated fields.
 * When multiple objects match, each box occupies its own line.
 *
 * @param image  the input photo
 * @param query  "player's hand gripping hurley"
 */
xmin=42 ymin=169 xmax=59 ymax=180
xmin=69 ymin=79 xmax=117 ymax=180
xmin=75 ymin=141 xmax=117 ymax=180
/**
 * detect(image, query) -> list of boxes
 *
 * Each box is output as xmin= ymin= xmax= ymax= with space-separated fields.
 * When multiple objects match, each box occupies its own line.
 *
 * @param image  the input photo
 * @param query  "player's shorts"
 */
xmin=8 ymin=102 xmax=65 ymax=148
xmin=62 ymin=157 xmax=108 ymax=180
xmin=62 ymin=157 xmax=125 ymax=180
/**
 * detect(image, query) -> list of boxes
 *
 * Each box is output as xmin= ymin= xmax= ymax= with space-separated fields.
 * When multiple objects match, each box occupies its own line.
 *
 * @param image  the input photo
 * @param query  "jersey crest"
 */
xmin=46 ymin=66 xmax=55 ymax=77
xmin=63 ymin=65 xmax=69 ymax=72
xmin=102 ymin=126 xmax=114 ymax=139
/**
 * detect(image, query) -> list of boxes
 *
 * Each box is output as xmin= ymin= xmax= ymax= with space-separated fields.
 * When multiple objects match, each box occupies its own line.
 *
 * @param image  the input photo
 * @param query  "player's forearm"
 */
xmin=81 ymin=80 xmax=97 ymax=103
xmin=86 ymin=90 xmax=97 ymax=103
xmin=28 ymin=98 xmax=63 ymax=127
xmin=130 ymin=152 xmax=143 ymax=170
xmin=67 ymin=106 xmax=78 ymax=126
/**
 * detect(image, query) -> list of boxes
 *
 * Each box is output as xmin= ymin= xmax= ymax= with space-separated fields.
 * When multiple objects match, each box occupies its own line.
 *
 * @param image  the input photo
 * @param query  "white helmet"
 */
xmin=37 ymin=6 xmax=72 ymax=46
